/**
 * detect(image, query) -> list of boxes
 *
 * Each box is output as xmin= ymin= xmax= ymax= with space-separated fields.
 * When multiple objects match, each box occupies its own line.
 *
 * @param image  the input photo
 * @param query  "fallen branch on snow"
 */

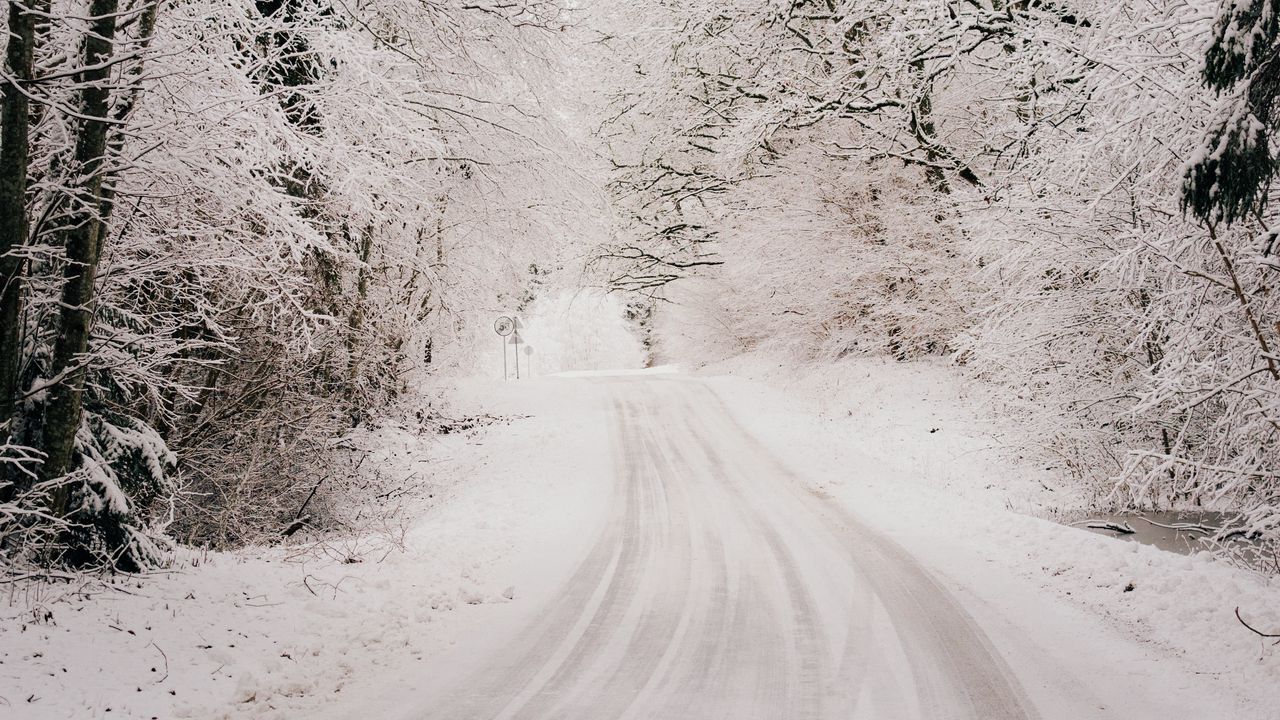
xmin=1235 ymin=607 xmax=1280 ymax=645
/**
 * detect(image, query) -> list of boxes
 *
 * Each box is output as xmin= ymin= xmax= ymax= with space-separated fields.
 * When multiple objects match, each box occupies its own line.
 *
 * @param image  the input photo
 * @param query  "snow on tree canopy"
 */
xmin=1184 ymin=0 xmax=1279 ymax=225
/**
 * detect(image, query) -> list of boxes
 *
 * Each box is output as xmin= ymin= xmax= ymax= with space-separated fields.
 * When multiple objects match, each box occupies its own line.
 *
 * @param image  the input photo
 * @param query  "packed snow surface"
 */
xmin=3 ymin=361 xmax=1277 ymax=718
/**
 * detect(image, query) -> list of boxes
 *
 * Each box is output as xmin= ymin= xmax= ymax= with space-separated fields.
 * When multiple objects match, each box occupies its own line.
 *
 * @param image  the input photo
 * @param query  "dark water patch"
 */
xmin=1073 ymin=511 xmax=1264 ymax=564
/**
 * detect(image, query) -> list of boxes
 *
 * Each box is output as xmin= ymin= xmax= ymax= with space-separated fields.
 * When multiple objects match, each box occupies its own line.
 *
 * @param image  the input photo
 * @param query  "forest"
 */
xmin=0 ymin=0 xmax=1277 ymax=572
xmin=0 ymin=0 xmax=602 ymax=570
xmin=594 ymin=0 xmax=1280 ymax=556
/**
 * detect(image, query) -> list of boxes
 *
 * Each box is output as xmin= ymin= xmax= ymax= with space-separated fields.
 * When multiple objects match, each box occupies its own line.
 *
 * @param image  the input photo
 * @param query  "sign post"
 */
xmin=512 ymin=317 xmax=524 ymax=379
xmin=508 ymin=330 xmax=522 ymax=379
xmin=494 ymin=316 xmax=514 ymax=379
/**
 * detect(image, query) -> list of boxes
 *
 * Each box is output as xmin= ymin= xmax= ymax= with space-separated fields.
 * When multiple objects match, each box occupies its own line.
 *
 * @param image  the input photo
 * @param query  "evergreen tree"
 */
xmin=1184 ymin=0 xmax=1280 ymax=225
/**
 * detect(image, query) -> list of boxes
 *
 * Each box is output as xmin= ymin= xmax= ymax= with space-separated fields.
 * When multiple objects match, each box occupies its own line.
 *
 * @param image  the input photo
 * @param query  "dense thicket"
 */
xmin=594 ymin=0 xmax=1280 ymax=548
xmin=0 ymin=0 xmax=586 ymax=569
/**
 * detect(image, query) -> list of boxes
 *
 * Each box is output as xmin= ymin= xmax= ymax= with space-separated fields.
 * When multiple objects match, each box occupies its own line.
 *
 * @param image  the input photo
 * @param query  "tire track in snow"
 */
xmin=690 ymin=380 xmax=1038 ymax=719
xmin=424 ymin=376 xmax=1038 ymax=720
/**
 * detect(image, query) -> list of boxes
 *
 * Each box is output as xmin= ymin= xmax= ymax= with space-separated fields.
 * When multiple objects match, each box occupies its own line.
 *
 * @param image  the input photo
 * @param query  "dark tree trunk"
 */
xmin=0 ymin=1 xmax=43 ymax=427
xmin=44 ymin=0 xmax=123 ymax=515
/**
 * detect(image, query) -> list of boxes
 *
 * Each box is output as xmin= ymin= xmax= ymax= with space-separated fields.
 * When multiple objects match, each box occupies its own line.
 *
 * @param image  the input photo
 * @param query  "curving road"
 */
xmin=422 ymin=374 xmax=1042 ymax=719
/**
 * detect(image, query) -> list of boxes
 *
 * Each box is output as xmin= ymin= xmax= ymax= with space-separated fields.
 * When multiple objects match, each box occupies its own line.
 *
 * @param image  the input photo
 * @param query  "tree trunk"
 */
xmin=0 ymin=1 xmax=43 ymax=427
xmin=44 ymin=0 xmax=123 ymax=515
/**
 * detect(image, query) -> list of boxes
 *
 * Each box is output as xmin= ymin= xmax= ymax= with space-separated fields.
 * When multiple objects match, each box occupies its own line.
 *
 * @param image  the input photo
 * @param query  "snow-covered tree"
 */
xmin=592 ymin=0 xmax=1280 ymax=551
xmin=0 ymin=0 xmax=592 ymax=567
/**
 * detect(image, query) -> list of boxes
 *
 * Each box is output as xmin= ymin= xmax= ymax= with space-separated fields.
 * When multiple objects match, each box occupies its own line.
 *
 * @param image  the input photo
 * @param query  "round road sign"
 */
xmin=494 ymin=316 xmax=515 ymax=336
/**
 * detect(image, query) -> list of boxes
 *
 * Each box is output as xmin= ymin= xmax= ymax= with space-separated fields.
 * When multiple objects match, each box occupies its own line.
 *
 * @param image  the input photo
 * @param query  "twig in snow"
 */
xmin=149 ymin=641 xmax=169 ymax=683
xmin=1235 ymin=607 xmax=1280 ymax=644
xmin=0 ymin=569 xmax=81 ymax=584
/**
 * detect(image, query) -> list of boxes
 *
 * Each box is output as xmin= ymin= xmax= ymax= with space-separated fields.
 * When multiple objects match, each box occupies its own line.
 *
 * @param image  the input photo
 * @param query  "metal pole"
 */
xmin=502 ymin=336 xmax=507 ymax=380
xmin=515 ymin=331 xmax=520 ymax=380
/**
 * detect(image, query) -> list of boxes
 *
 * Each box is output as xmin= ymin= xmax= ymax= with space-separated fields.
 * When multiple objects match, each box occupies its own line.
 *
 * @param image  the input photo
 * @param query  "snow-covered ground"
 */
xmin=3 ymin=356 xmax=1277 ymax=718
xmin=699 ymin=353 xmax=1280 ymax=714
xmin=0 ymin=379 xmax=618 ymax=720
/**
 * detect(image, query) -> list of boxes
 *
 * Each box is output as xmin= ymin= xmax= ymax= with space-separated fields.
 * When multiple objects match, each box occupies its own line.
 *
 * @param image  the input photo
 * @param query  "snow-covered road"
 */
xmin=405 ymin=373 xmax=1237 ymax=720
xmin=6 ymin=369 xmax=1269 ymax=719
